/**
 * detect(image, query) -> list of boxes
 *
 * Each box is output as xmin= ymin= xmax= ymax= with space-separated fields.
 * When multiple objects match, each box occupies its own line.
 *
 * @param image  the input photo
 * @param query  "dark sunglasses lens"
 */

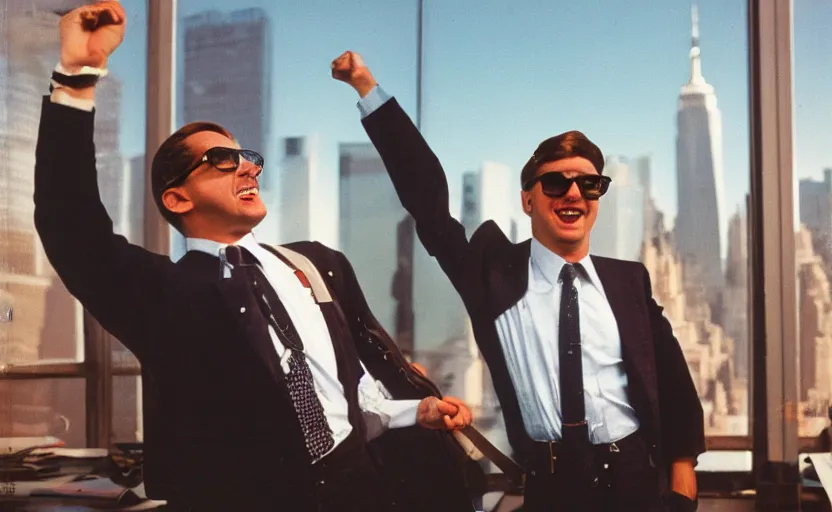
xmin=239 ymin=150 xmax=264 ymax=167
xmin=206 ymin=148 xmax=240 ymax=171
xmin=575 ymin=176 xmax=606 ymax=198
xmin=538 ymin=173 xmax=572 ymax=196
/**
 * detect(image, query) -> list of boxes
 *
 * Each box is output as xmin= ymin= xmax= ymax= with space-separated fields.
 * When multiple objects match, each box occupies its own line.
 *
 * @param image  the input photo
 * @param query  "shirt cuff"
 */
xmin=384 ymin=399 xmax=421 ymax=429
xmin=50 ymin=88 xmax=95 ymax=112
xmin=356 ymin=85 xmax=392 ymax=119
xmin=357 ymin=376 xmax=420 ymax=430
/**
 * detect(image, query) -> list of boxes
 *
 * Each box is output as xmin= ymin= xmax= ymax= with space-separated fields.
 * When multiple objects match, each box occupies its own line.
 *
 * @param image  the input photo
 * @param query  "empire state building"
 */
xmin=674 ymin=6 xmax=726 ymax=316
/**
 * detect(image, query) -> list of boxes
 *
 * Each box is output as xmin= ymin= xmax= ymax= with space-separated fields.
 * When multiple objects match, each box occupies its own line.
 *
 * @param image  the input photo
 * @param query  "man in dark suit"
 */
xmin=34 ymin=3 xmax=478 ymax=511
xmin=333 ymin=51 xmax=706 ymax=511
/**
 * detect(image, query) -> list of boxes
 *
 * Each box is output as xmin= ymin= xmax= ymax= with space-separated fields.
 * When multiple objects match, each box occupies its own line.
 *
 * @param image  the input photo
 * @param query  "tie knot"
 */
xmin=559 ymin=263 xmax=580 ymax=285
xmin=222 ymin=244 xmax=259 ymax=267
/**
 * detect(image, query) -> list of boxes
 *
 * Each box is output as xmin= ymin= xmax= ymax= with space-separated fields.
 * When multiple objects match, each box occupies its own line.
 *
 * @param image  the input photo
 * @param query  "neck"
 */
xmin=534 ymin=232 xmax=589 ymax=263
xmin=183 ymin=224 xmax=251 ymax=245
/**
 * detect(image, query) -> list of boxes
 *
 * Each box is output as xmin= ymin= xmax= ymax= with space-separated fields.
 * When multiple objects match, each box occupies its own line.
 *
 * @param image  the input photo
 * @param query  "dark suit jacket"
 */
xmin=361 ymin=98 xmax=706 ymax=496
xmin=33 ymin=97 xmax=475 ymax=511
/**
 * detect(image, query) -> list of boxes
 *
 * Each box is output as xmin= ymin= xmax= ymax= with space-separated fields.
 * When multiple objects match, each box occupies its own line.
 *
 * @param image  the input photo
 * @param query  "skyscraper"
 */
xmin=723 ymin=207 xmax=749 ymax=380
xmin=799 ymin=169 xmax=832 ymax=239
xmin=674 ymin=5 xmax=726 ymax=314
xmin=277 ymin=135 xmax=337 ymax=246
xmin=591 ymin=156 xmax=646 ymax=261
xmin=182 ymin=8 xmax=270 ymax=185
xmin=461 ymin=162 xmax=515 ymax=237
xmin=339 ymin=143 xmax=408 ymax=339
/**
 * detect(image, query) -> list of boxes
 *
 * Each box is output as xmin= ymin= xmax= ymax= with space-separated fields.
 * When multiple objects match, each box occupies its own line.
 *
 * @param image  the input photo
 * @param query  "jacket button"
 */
xmin=240 ymin=307 xmax=246 ymax=314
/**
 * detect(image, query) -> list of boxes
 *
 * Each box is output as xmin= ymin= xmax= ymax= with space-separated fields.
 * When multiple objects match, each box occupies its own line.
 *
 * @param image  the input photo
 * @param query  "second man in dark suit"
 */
xmin=333 ymin=50 xmax=705 ymax=512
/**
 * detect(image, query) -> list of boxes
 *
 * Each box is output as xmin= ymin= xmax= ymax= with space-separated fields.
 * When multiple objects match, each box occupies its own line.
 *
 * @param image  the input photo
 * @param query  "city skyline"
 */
xmin=109 ymin=0 xmax=831 ymax=234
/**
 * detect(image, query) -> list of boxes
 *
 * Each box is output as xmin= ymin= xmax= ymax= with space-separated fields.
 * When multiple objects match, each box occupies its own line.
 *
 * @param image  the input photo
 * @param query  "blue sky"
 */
xmin=110 ymin=0 xmax=830 ymax=232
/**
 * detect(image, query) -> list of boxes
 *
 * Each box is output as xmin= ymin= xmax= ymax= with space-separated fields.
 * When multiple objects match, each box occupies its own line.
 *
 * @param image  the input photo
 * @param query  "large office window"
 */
xmin=175 ymin=0 xmax=418 ymax=253
xmin=407 ymin=0 xmax=752 ymax=462
xmin=0 ymin=0 xmax=146 ymax=447
xmin=792 ymin=0 xmax=832 ymax=440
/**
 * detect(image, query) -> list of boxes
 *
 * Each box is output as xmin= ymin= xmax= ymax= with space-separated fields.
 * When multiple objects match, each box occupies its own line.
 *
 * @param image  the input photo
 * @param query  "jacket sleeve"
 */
xmin=641 ymin=264 xmax=706 ymax=462
xmin=34 ymin=97 xmax=181 ymax=362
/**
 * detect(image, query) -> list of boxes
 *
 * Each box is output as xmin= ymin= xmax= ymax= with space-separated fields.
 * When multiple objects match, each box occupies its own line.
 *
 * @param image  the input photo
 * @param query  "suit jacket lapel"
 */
xmin=177 ymin=251 xmax=287 ymax=389
xmin=591 ymin=256 xmax=659 ymax=429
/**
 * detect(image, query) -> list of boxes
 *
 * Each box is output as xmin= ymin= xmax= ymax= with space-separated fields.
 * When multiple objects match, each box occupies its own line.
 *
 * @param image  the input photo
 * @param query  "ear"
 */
xmin=162 ymin=187 xmax=194 ymax=215
xmin=521 ymin=190 xmax=533 ymax=217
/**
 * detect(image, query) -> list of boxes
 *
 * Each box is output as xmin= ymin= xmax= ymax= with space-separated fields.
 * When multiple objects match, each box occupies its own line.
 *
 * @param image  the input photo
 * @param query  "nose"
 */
xmin=237 ymin=159 xmax=263 ymax=178
xmin=563 ymin=181 xmax=582 ymax=199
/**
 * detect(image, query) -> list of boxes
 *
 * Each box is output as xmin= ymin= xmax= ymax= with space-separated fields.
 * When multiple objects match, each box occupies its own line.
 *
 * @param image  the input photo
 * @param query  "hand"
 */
xmin=59 ymin=1 xmax=126 ymax=72
xmin=331 ymin=50 xmax=378 ymax=98
xmin=670 ymin=459 xmax=697 ymax=501
xmin=416 ymin=396 xmax=473 ymax=431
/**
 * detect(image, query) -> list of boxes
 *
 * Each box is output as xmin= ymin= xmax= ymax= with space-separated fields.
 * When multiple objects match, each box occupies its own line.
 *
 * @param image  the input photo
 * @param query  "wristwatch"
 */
xmin=49 ymin=62 xmax=108 ymax=91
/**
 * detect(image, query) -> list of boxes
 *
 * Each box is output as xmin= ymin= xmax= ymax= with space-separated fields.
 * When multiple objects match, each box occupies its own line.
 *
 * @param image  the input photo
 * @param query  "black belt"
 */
xmin=526 ymin=429 xmax=647 ymax=475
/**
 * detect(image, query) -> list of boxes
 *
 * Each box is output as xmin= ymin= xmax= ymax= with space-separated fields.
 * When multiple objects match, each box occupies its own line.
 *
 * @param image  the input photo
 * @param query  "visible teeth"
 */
xmin=237 ymin=187 xmax=259 ymax=196
xmin=558 ymin=209 xmax=581 ymax=216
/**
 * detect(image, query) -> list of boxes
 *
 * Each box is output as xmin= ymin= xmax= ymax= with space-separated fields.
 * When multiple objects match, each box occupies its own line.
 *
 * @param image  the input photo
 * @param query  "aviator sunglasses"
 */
xmin=163 ymin=147 xmax=264 ymax=189
xmin=522 ymin=172 xmax=611 ymax=200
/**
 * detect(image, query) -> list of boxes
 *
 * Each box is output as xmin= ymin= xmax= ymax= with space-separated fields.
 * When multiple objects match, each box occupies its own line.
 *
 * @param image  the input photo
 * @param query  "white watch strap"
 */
xmin=54 ymin=62 xmax=109 ymax=78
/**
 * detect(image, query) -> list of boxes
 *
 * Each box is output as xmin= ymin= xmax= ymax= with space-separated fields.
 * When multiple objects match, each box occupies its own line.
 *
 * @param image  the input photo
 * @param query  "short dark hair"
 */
xmin=150 ymin=122 xmax=234 ymax=232
xmin=520 ymin=130 xmax=605 ymax=188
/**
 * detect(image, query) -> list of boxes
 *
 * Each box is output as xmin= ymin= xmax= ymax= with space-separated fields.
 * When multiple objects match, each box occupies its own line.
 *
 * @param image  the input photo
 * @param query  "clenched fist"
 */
xmin=416 ymin=396 xmax=473 ymax=431
xmin=331 ymin=51 xmax=377 ymax=98
xmin=59 ymin=0 xmax=126 ymax=72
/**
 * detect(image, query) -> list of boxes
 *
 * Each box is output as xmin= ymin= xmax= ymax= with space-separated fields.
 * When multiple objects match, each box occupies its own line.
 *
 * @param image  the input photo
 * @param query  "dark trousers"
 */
xmin=522 ymin=431 xmax=663 ymax=512
xmin=310 ymin=431 xmax=394 ymax=512
xmin=164 ymin=431 xmax=393 ymax=512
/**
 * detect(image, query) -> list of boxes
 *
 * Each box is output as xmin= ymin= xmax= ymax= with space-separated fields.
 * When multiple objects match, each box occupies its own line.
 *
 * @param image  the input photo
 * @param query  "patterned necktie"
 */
xmin=558 ymin=263 xmax=590 ymax=445
xmin=223 ymin=245 xmax=335 ymax=461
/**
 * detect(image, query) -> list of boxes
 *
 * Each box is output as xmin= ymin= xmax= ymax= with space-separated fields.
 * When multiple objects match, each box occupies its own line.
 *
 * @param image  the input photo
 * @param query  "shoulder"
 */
xmin=590 ymin=255 xmax=646 ymax=273
xmin=589 ymin=255 xmax=651 ymax=290
xmin=280 ymin=241 xmax=347 ymax=269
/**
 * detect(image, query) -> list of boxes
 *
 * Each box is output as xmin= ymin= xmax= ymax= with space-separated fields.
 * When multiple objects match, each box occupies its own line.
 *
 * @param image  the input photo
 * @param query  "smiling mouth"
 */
xmin=555 ymin=208 xmax=583 ymax=223
xmin=236 ymin=187 xmax=259 ymax=201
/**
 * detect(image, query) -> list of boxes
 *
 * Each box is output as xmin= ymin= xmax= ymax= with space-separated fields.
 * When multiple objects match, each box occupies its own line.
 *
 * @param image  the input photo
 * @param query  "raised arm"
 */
xmin=34 ymin=2 xmax=178 ymax=361
xmin=332 ymin=51 xmax=495 ymax=293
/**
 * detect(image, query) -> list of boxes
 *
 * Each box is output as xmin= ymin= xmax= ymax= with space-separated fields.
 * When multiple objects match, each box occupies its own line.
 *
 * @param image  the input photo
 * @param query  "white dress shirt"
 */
xmin=187 ymin=234 xmax=420 ymax=453
xmin=357 ymin=87 xmax=640 ymax=444
xmin=495 ymin=239 xmax=640 ymax=443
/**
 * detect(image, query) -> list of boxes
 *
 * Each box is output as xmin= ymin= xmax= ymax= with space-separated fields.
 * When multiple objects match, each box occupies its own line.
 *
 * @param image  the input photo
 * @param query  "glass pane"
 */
xmin=414 ymin=0 xmax=750 ymax=456
xmin=793 ymin=0 xmax=832 ymax=438
xmin=112 ymin=375 xmax=142 ymax=443
xmin=0 ymin=379 xmax=86 ymax=447
xmin=0 ymin=1 xmax=91 ymax=364
xmin=0 ymin=1 xmax=146 ymax=367
xmin=173 ymin=0 xmax=417 ymax=258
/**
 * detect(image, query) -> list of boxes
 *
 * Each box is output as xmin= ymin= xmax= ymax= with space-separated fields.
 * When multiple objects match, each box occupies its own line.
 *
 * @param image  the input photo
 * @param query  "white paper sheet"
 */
xmin=808 ymin=453 xmax=832 ymax=506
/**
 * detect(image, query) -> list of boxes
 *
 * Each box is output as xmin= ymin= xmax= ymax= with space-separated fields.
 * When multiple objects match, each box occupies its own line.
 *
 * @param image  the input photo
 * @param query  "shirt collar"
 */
xmin=528 ymin=237 xmax=603 ymax=293
xmin=185 ymin=232 xmax=268 ymax=263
